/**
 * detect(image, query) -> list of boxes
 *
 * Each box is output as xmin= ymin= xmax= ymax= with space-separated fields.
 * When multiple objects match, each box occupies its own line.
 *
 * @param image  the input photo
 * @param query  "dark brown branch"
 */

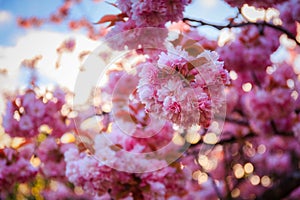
xmin=216 ymin=132 xmax=256 ymax=145
xmin=251 ymin=71 xmax=262 ymax=88
xmin=183 ymin=17 xmax=300 ymax=46
xmin=189 ymin=132 xmax=256 ymax=149
xmin=256 ymin=171 xmax=300 ymax=200
xmin=270 ymin=120 xmax=279 ymax=134
xmin=224 ymin=117 xmax=249 ymax=127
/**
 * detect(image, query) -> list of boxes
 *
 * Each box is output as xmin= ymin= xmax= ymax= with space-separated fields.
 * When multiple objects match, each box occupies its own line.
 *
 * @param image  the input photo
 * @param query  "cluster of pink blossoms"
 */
xmin=65 ymin=63 xmax=192 ymax=198
xmin=0 ymin=86 xmax=87 ymax=198
xmin=3 ymin=87 xmax=73 ymax=138
xmin=138 ymin=45 xmax=230 ymax=128
xmin=241 ymin=63 xmax=298 ymax=134
xmin=106 ymin=0 xmax=191 ymax=51
xmin=0 ymin=144 xmax=37 ymax=197
xmin=117 ymin=0 xmax=191 ymax=27
xmin=243 ymin=88 xmax=295 ymax=120
xmin=37 ymin=138 xmax=75 ymax=178
xmin=64 ymin=144 xmax=188 ymax=199
xmin=218 ymin=26 xmax=280 ymax=72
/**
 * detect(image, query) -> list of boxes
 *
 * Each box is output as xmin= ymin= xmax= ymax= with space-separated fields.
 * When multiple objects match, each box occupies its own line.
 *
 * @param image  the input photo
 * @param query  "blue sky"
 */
xmin=0 ymin=0 xmax=120 ymax=45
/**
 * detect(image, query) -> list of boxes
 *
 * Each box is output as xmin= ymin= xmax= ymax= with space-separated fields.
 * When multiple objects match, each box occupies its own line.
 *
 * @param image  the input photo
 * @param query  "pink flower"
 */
xmin=27 ymin=100 xmax=45 ymax=117
xmin=163 ymin=96 xmax=182 ymax=114
xmin=19 ymin=115 xmax=34 ymax=131
xmin=22 ymin=91 xmax=36 ymax=108
xmin=0 ymin=147 xmax=37 ymax=195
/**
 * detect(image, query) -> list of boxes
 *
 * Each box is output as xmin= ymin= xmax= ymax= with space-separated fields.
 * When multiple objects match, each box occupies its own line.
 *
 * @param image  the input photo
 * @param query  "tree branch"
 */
xmin=182 ymin=17 xmax=300 ymax=46
xmin=224 ymin=117 xmax=249 ymax=127
xmin=256 ymin=171 xmax=300 ymax=200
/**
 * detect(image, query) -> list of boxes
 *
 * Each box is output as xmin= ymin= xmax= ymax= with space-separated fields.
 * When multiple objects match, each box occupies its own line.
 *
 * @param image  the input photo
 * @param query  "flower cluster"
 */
xmin=117 ymin=0 xmax=191 ymax=27
xmin=64 ymin=144 xmax=188 ymax=199
xmin=218 ymin=26 xmax=280 ymax=72
xmin=0 ymin=145 xmax=37 ymax=197
xmin=106 ymin=0 xmax=191 ymax=51
xmin=243 ymin=88 xmax=295 ymax=120
xmin=138 ymin=45 xmax=229 ymax=128
xmin=0 ymin=86 xmax=89 ymax=199
xmin=37 ymin=138 xmax=75 ymax=178
xmin=3 ymin=87 xmax=73 ymax=138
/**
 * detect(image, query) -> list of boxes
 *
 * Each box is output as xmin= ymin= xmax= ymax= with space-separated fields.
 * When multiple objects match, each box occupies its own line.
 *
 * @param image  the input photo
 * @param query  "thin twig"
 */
xmin=208 ymin=172 xmax=224 ymax=200
xmin=251 ymin=71 xmax=262 ymax=88
xmin=224 ymin=117 xmax=249 ymax=127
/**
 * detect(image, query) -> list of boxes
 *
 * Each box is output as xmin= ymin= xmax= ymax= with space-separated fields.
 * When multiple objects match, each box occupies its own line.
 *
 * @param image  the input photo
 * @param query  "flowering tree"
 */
xmin=1 ymin=0 xmax=300 ymax=199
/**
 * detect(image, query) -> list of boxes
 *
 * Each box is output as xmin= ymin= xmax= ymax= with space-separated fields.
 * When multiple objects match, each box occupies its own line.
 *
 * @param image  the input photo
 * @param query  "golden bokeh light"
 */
xmin=172 ymin=132 xmax=185 ymax=146
xmin=198 ymin=172 xmax=208 ymax=184
xmin=192 ymin=170 xmax=202 ymax=180
xmin=61 ymin=132 xmax=76 ymax=143
xmin=257 ymin=144 xmax=266 ymax=154
xmin=244 ymin=162 xmax=254 ymax=174
xmin=74 ymin=186 xmax=84 ymax=195
xmin=30 ymin=156 xmax=41 ymax=167
xmin=242 ymin=83 xmax=252 ymax=92
xmin=198 ymin=155 xmax=209 ymax=166
xmin=18 ymin=183 xmax=30 ymax=196
xmin=186 ymin=131 xmax=201 ymax=144
xmin=266 ymin=66 xmax=275 ymax=74
xmin=203 ymin=132 xmax=218 ymax=145
xmin=229 ymin=70 xmax=238 ymax=80
xmin=249 ymin=175 xmax=260 ymax=185
xmin=287 ymin=79 xmax=295 ymax=89
xmin=233 ymin=164 xmax=245 ymax=179
xmin=291 ymin=91 xmax=299 ymax=100
xmin=231 ymin=188 xmax=240 ymax=198
xmin=261 ymin=176 xmax=272 ymax=187
xmin=39 ymin=124 xmax=52 ymax=134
